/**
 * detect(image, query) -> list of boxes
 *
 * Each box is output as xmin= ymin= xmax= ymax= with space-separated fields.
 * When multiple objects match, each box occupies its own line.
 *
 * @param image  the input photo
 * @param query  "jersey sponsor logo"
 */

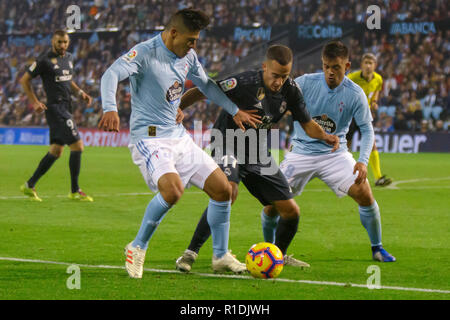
xmin=257 ymin=87 xmax=265 ymax=100
xmin=54 ymin=64 xmax=59 ymax=69
xmin=29 ymin=61 xmax=37 ymax=72
xmin=166 ymin=81 xmax=183 ymax=104
xmin=312 ymin=114 xmax=336 ymax=133
xmin=55 ymin=74 xmax=73 ymax=82
xmin=122 ymin=49 xmax=138 ymax=62
xmin=219 ymin=78 xmax=237 ymax=92
xmin=279 ymin=101 xmax=287 ymax=113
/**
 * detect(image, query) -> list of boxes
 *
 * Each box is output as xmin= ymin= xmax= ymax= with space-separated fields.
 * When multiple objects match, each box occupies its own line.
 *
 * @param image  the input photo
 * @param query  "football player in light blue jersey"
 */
xmin=263 ymin=41 xmax=396 ymax=263
xmin=99 ymin=9 xmax=261 ymax=278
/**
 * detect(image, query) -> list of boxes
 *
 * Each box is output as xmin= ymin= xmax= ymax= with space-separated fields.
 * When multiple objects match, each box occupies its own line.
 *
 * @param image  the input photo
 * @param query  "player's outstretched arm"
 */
xmin=180 ymin=88 xmax=206 ymax=110
xmin=301 ymin=120 xmax=340 ymax=152
xmin=19 ymin=72 xmax=47 ymax=113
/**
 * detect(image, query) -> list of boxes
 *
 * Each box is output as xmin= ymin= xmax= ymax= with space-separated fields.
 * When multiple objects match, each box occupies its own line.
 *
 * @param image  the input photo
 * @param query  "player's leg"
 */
xmin=125 ymin=172 xmax=182 ymax=278
xmin=317 ymin=151 xmax=395 ymax=262
xmin=176 ymin=181 xmax=239 ymax=272
xmin=347 ymin=181 xmax=396 ymax=262
xmin=124 ymin=139 xmax=183 ymax=278
xmin=370 ymin=142 xmax=393 ymax=187
xmin=67 ymin=139 xmax=93 ymax=201
xmin=21 ymin=143 xmax=63 ymax=201
xmin=176 ymin=154 xmax=241 ymax=272
xmin=259 ymin=152 xmax=313 ymax=244
xmin=242 ymin=160 xmax=311 ymax=268
xmin=202 ymin=168 xmax=246 ymax=273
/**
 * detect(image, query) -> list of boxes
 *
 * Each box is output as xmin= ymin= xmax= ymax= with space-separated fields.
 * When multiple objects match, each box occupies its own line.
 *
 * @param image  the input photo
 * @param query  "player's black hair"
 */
xmin=53 ymin=30 xmax=68 ymax=37
xmin=322 ymin=40 xmax=349 ymax=60
xmin=166 ymin=8 xmax=210 ymax=32
xmin=266 ymin=44 xmax=293 ymax=66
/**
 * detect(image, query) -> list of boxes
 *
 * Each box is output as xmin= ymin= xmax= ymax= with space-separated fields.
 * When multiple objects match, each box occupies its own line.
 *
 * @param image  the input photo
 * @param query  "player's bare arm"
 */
xmin=371 ymin=90 xmax=380 ymax=110
xmin=301 ymin=120 xmax=339 ymax=152
xmin=19 ymin=72 xmax=47 ymax=113
xmin=179 ymin=87 xmax=205 ymax=110
xmin=71 ymin=81 xmax=92 ymax=106
xmin=179 ymin=87 xmax=261 ymax=130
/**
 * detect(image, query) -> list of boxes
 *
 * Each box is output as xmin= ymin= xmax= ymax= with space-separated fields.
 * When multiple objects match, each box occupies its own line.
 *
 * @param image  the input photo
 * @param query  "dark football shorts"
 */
xmin=45 ymin=103 xmax=80 ymax=146
xmin=218 ymin=154 xmax=293 ymax=206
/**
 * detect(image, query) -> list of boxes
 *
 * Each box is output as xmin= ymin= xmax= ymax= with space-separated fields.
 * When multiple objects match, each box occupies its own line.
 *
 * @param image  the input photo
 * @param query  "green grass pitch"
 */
xmin=0 ymin=145 xmax=449 ymax=300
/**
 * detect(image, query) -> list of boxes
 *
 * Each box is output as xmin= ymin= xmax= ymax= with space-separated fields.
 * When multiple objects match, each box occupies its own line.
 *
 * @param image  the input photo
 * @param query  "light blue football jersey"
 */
xmin=101 ymin=33 xmax=239 ymax=144
xmin=291 ymin=72 xmax=372 ymax=155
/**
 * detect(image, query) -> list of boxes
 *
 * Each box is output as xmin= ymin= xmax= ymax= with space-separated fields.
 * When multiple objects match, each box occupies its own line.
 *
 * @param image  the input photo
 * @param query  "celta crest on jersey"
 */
xmin=166 ymin=80 xmax=183 ymax=104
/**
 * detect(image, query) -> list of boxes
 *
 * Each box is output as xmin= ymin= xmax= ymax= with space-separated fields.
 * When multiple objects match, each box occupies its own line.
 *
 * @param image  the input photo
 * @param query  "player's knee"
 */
xmin=350 ymin=184 xmax=374 ymax=207
xmin=276 ymin=200 xmax=300 ymax=219
xmin=213 ymin=181 xmax=232 ymax=202
xmin=49 ymin=148 xmax=63 ymax=158
xmin=160 ymin=183 xmax=184 ymax=205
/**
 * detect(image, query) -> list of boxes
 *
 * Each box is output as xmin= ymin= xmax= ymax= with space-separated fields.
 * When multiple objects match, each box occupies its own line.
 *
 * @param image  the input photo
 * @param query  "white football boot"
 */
xmin=284 ymin=254 xmax=310 ymax=268
xmin=175 ymin=249 xmax=198 ymax=272
xmin=124 ymin=242 xmax=147 ymax=279
xmin=212 ymin=250 xmax=247 ymax=273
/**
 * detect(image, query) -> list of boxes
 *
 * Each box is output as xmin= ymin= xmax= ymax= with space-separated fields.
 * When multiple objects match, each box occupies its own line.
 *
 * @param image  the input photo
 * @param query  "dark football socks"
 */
xmin=187 ymin=208 xmax=212 ymax=254
xmin=275 ymin=215 xmax=300 ymax=255
xmin=69 ymin=151 xmax=82 ymax=193
xmin=27 ymin=152 xmax=58 ymax=188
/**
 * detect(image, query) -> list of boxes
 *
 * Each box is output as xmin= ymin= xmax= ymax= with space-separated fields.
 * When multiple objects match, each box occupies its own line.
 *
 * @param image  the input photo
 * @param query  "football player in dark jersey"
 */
xmin=19 ymin=30 xmax=93 ymax=202
xmin=175 ymin=45 xmax=339 ymax=272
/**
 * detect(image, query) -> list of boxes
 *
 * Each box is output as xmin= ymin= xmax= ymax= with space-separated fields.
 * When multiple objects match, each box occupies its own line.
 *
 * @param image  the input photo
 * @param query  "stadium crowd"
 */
xmin=1 ymin=0 xmax=447 ymax=34
xmin=0 ymin=0 xmax=448 ymax=135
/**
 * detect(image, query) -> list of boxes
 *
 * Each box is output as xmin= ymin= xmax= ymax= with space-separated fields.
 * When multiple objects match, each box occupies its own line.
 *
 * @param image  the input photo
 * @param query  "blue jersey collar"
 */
xmin=322 ymin=73 xmax=345 ymax=93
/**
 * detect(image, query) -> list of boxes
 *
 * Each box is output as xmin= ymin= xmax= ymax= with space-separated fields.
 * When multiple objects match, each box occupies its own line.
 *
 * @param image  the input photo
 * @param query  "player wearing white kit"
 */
xmin=263 ymin=41 xmax=396 ymax=263
xmin=99 ymin=9 xmax=261 ymax=278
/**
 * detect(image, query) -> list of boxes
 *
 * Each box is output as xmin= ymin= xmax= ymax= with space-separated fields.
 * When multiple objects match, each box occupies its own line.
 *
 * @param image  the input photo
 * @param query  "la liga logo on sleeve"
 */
xmin=122 ymin=49 xmax=138 ymax=62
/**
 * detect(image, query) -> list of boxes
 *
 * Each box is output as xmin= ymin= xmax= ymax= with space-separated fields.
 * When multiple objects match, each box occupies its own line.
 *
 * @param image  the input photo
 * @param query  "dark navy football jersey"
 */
xmin=211 ymin=70 xmax=311 ymax=163
xmin=27 ymin=50 xmax=74 ymax=109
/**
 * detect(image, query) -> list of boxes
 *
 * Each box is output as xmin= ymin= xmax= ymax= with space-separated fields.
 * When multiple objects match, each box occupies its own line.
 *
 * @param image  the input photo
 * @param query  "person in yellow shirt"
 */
xmin=347 ymin=53 xmax=392 ymax=186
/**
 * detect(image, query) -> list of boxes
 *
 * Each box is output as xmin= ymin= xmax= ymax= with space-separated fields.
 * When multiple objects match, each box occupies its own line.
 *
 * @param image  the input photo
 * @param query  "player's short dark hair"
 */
xmin=53 ymin=30 xmax=68 ymax=37
xmin=166 ymin=8 xmax=210 ymax=32
xmin=322 ymin=40 xmax=349 ymax=60
xmin=265 ymin=44 xmax=293 ymax=66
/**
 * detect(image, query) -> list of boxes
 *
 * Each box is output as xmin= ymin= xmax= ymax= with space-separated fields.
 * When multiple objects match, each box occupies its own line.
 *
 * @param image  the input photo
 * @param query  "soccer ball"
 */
xmin=246 ymin=242 xmax=284 ymax=279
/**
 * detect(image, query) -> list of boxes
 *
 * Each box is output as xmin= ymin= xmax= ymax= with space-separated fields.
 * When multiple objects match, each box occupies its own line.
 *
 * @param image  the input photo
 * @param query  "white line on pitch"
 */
xmin=386 ymin=177 xmax=450 ymax=189
xmin=0 ymin=256 xmax=449 ymax=295
xmin=2 ymin=185 xmax=450 ymax=200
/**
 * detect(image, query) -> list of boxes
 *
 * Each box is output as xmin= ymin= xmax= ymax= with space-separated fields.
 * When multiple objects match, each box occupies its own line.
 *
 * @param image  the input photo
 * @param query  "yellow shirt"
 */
xmin=348 ymin=71 xmax=383 ymax=108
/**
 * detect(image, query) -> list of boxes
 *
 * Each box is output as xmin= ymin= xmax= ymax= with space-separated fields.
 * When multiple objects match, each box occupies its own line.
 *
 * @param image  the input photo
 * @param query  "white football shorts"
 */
xmin=280 ymin=151 xmax=361 ymax=198
xmin=129 ymin=134 xmax=218 ymax=192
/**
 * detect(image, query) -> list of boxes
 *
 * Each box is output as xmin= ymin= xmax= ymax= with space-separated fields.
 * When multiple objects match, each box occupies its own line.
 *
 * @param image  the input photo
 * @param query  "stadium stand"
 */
xmin=0 ymin=0 xmax=448 ymax=134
